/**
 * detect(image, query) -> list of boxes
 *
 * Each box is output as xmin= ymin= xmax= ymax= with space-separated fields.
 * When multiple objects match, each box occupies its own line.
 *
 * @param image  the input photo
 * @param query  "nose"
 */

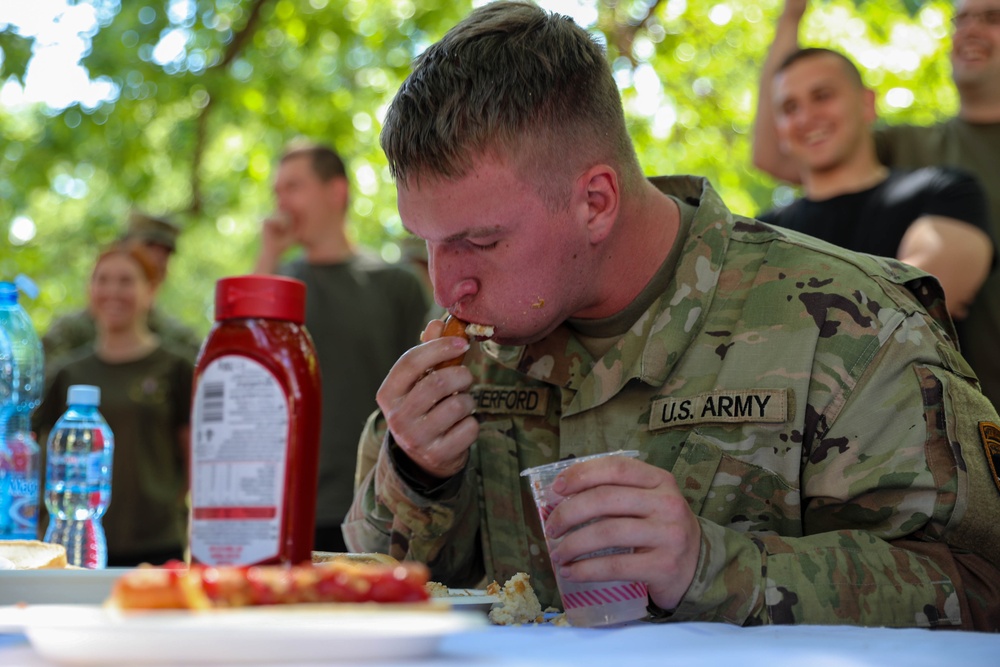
xmin=428 ymin=243 xmax=479 ymax=309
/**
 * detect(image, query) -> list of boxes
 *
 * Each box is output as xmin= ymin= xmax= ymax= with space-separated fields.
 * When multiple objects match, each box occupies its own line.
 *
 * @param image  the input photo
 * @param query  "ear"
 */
xmin=576 ymin=165 xmax=620 ymax=245
xmin=325 ymin=176 xmax=350 ymax=213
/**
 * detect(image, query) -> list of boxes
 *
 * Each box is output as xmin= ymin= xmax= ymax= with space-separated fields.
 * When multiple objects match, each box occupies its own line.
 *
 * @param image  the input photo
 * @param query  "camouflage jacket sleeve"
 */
xmin=343 ymin=412 xmax=485 ymax=587
xmin=666 ymin=310 xmax=1000 ymax=628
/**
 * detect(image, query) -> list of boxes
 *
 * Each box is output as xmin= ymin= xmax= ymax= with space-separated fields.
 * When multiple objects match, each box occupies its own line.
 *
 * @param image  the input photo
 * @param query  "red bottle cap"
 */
xmin=214 ymin=275 xmax=306 ymax=324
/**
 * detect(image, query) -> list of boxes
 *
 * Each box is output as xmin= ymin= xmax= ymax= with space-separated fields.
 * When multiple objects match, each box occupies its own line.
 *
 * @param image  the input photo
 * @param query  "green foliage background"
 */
xmin=0 ymin=0 xmax=957 ymax=341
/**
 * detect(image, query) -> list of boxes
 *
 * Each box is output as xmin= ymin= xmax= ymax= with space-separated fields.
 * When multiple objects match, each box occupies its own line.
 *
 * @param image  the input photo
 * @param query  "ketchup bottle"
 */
xmin=189 ymin=275 xmax=322 ymax=566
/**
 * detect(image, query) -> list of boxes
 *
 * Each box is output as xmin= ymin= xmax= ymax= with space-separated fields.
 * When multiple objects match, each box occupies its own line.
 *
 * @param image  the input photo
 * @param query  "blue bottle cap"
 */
xmin=14 ymin=275 xmax=39 ymax=300
xmin=67 ymin=384 xmax=101 ymax=407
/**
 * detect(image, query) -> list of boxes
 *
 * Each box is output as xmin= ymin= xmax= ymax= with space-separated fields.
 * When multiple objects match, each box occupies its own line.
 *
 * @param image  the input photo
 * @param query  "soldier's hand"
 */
xmin=544 ymin=456 xmax=702 ymax=612
xmin=260 ymin=213 xmax=296 ymax=255
xmin=376 ymin=318 xmax=479 ymax=479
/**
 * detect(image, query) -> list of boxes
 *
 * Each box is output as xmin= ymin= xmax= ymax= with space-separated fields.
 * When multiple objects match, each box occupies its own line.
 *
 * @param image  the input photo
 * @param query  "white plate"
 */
xmin=444 ymin=589 xmax=497 ymax=612
xmin=0 ymin=568 xmax=134 ymax=605
xmin=0 ymin=604 xmax=486 ymax=664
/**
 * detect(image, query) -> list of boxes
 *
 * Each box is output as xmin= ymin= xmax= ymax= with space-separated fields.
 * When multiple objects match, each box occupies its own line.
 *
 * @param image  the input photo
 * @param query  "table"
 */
xmin=2 ymin=620 xmax=999 ymax=666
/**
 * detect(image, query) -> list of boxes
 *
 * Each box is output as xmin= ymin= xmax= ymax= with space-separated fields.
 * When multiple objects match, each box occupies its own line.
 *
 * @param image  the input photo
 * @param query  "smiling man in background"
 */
xmin=756 ymin=47 xmax=992 ymax=320
xmin=753 ymin=0 xmax=1000 ymax=409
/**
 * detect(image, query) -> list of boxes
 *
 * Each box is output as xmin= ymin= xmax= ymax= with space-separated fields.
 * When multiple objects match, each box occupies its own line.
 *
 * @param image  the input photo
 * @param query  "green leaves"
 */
xmin=0 ymin=30 xmax=33 ymax=82
xmin=0 ymin=0 xmax=960 ymax=340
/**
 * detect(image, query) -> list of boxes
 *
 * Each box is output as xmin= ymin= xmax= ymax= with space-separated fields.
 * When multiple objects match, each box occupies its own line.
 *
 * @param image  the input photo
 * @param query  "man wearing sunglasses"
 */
xmin=753 ymin=0 xmax=1000 ymax=413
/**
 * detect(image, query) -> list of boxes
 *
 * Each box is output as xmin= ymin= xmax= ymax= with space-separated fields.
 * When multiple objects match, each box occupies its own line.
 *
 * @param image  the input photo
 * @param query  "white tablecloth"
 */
xmin=2 ymin=620 xmax=999 ymax=667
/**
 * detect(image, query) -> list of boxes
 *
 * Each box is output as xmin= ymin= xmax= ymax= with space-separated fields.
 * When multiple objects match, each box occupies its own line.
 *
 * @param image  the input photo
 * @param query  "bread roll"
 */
xmin=435 ymin=315 xmax=470 ymax=369
xmin=0 ymin=540 xmax=68 ymax=569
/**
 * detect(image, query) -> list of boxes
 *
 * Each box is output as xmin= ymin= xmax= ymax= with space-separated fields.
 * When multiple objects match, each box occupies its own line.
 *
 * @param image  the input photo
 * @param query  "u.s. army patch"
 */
xmin=649 ymin=389 xmax=788 ymax=430
xmin=979 ymin=421 xmax=1000 ymax=494
xmin=471 ymin=385 xmax=549 ymax=416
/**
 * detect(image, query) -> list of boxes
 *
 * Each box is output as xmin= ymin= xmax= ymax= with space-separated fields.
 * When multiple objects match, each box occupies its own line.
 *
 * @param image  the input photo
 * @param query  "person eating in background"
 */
xmin=253 ymin=140 xmax=429 ymax=553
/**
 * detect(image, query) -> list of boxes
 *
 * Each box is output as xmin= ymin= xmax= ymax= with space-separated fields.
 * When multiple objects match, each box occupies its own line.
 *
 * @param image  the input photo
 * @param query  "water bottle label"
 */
xmin=189 ymin=356 xmax=289 ymax=566
xmin=2 ymin=473 xmax=39 ymax=538
xmin=1 ymin=431 xmax=41 ymax=538
xmin=87 ymin=451 xmax=103 ymax=485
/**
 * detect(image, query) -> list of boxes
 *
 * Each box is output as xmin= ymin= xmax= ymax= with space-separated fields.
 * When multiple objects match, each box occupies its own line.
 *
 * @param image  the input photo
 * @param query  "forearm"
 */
xmin=252 ymin=249 xmax=282 ymax=275
xmin=897 ymin=216 xmax=993 ymax=320
xmin=751 ymin=6 xmax=805 ymax=182
xmin=343 ymin=436 xmax=485 ymax=586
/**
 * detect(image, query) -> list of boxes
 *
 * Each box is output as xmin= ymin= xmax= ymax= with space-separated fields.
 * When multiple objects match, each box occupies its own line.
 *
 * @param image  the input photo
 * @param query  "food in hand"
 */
xmin=434 ymin=315 xmax=495 ymax=370
xmin=0 ymin=540 xmax=68 ymax=570
xmin=464 ymin=322 xmax=495 ymax=338
xmin=108 ymin=559 xmax=431 ymax=610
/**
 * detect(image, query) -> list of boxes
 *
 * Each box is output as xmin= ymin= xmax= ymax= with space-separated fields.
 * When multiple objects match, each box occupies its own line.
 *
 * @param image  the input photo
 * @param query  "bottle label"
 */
xmin=189 ymin=355 xmax=289 ymax=566
xmin=1 ymin=431 xmax=41 ymax=539
xmin=1 ymin=473 xmax=39 ymax=539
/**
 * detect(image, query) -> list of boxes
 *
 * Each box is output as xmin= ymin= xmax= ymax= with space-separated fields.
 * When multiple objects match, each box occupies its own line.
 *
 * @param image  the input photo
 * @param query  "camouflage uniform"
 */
xmin=345 ymin=176 xmax=1000 ymax=629
xmin=43 ymin=307 xmax=203 ymax=372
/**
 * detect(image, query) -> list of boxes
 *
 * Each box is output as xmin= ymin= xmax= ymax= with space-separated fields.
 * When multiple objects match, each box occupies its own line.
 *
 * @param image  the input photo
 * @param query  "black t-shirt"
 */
xmin=757 ymin=167 xmax=990 ymax=260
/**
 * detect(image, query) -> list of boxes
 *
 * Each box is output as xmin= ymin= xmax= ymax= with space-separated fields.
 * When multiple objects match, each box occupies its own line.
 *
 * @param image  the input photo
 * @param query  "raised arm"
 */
xmin=897 ymin=216 xmax=993 ymax=320
xmin=751 ymin=0 xmax=808 ymax=183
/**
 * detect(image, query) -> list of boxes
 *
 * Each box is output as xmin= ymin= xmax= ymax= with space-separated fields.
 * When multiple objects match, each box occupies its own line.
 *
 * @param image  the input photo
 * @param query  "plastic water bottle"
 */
xmin=0 ymin=278 xmax=44 ymax=541
xmin=0 ymin=329 xmax=14 ymax=532
xmin=43 ymin=385 xmax=114 ymax=568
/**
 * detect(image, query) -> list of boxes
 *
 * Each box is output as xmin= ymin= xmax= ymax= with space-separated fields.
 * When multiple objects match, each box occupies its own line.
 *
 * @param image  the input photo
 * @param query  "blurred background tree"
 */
xmin=0 ymin=0 xmax=956 ymax=341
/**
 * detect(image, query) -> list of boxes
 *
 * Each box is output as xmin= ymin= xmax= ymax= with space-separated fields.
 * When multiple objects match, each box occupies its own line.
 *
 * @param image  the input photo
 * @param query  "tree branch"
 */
xmin=219 ymin=0 xmax=271 ymax=70
xmin=605 ymin=0 xmax=666 ymax=65
xmin=187 ymin=0 xmax=272 ymax=214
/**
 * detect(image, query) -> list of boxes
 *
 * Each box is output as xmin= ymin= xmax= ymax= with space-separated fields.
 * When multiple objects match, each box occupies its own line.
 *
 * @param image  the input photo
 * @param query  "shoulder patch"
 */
xmin=979 ymin=421 xmax=1000 ymax=495
xmin=471 ymin=385 xmax=549 ymax=416
xmin=650 ymin=389 xmax=788 ymax=430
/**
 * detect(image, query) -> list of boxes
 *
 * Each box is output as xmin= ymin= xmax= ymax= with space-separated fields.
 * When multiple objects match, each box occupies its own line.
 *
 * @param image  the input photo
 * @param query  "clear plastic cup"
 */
xmin=521 ymin=450 xmax=648 ymax=627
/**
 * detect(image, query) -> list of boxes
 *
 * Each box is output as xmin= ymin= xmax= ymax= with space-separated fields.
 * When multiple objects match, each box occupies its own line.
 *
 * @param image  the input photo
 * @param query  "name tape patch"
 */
xmin=472 ymin=386 xmax=549 ymax=416
xmin=979 ymin=421 xmax=1000 ymax=495
xmin=649 ymin=389 xmax=788 ymax=430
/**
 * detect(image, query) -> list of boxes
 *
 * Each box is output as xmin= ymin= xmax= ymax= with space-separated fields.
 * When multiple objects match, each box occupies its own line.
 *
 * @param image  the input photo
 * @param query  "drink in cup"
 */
xmin=521 ymin=450 xmax=648 ymax=627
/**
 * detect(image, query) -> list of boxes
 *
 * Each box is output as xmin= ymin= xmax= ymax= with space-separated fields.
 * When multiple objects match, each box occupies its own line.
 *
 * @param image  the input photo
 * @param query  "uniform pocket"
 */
xmin=670 ymin=431 xmax=802 ymax=536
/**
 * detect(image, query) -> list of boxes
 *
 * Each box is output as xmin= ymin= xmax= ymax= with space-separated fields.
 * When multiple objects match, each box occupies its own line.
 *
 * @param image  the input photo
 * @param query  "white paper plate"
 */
xmin=0 ymin=604 xmax=486 ymax=665
xmin=0 ymin=568 xmax=134 ymax=605
xmin=444 ymin=589 xmax=498 ymax=612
